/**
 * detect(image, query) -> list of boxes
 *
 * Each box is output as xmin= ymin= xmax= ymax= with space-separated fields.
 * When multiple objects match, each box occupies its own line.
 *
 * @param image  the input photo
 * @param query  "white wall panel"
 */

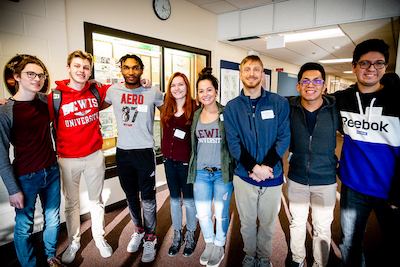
xmin=241 ymin=5 xmax=273 ymax=37
xmin=218 ymin=11 xmax=240 ymax=40
xmin=274 ymin=0 xmax=314 ymax=32
xmin=365 ymin=0 xmax=400 ymax=19
xmin=316 ymin=0 xmax=364 ymax=25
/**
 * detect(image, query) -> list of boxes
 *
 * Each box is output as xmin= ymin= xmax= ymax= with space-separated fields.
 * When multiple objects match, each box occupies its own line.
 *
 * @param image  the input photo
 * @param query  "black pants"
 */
xmin=116 ymin=148 xmax=156 ymax=234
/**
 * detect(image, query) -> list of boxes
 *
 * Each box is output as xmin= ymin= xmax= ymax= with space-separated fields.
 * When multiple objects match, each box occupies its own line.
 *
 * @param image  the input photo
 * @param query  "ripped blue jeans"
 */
xmin=193 ymin=169 xmax=233 ymax=247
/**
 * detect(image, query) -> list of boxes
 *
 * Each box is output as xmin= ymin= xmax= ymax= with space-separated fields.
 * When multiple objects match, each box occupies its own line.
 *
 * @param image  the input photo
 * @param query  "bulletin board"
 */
xmin=220 ymin=60 xmax=271 ymax=105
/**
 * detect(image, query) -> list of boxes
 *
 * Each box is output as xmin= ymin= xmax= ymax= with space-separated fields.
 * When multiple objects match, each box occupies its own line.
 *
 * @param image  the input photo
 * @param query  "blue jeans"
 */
xmin=164 ymin=158 xmax=197 ymax=231
xmin=339 ymin=184 xmax=394 ymax=267
xmin=14 ymin=162 xmax=61 ymax=267
xmin=193 ymin=169 xmax=233 ymax=247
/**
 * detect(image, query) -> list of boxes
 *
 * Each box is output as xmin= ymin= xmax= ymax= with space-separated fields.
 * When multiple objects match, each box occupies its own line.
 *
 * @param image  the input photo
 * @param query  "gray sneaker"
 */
xmin=200 ymin=243 xmax=214 ymax=265
xmin=242 ymin=256 xmax=258 ymax=267
xmin=207 ymin=245 xmax=224 ymax=267
xmin=259 ymin=257 xmax=273 ymax=267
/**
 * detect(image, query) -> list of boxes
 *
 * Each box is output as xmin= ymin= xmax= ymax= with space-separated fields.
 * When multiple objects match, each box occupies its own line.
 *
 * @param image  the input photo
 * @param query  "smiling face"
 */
xmin=67 ymin=57 xmax=92 ymax=86
xmin=197 ymin=79 xmax=217 ymax=106
xmin=296 ymin=70 xmax=326 ymax=104
xmin=239 ymin=60 xmax=263 ymax=90
xmin=352 ymin=51 xmax=387 ymax=92
xmin=170 ymin=76 xmax=187 ymax=101
xmin=14 ymin=63 xmax=45 ymax=94
xmin=121 ymin=58 xmax=143 ymax=88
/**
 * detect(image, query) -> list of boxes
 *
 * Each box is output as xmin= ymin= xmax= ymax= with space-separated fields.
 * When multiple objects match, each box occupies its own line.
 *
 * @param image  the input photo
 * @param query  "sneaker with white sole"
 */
xmin=206 ymin=245 xmax=224 ymax=267
xmin=200 ymin=243 xmax=214 ymax=265
xmin=141 ymin=234 xmax=157 ymax=263
xmin=259 ymin=257 xmax=273 ymax=267
xmin=242 ymin=256 xmax=258 ymax=267
xmin=127 ymin=229 xmax=145 ymax=253
xmin=61 ymin=243 xmax=80 ymax=264
xmin=95 ymin=239 xmax=113 ymax=258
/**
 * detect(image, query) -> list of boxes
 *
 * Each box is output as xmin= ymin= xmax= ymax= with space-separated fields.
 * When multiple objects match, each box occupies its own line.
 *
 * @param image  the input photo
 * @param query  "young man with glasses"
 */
xmin=0 ymin=56 xmax=62 ymax=267
xmin=287 ymin=63 xmax=339 ymax=267
xmin=334 ymin=39 xmax=400 ymax=266
xmin=224 ymin=55 xmax=290 ymax=267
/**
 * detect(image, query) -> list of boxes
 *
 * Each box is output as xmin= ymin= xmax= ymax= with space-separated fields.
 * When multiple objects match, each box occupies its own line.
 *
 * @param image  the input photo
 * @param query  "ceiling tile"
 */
xmin=201 ymin=1 xmax=238 ymax=14
xmin=225 ymin=0 xmax=274 ymax=9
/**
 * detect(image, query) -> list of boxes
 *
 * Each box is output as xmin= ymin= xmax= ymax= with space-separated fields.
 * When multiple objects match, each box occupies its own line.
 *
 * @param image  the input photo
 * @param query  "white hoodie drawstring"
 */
xmin=356 ymin=91 xmax=377 ymax=122
xmin=356 ymin=92 xmax=364 ymax=115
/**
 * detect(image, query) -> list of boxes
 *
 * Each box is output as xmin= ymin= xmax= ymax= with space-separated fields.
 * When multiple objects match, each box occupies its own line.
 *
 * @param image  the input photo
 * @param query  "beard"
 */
xmin=242 ymin=78 xmax=261 ymax=89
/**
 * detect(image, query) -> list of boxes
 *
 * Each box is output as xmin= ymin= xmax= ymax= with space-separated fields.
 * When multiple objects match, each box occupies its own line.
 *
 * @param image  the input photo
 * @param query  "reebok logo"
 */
xmin=342 ymin=116 xmax=388 ymax=133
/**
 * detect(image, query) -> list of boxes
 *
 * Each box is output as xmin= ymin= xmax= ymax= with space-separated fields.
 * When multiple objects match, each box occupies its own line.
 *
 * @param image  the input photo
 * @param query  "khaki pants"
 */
xmin=287 ymin=179 xmax=337 ymax=266
xmin=58 ymin=150 xmax=105 ymax=244
xmin=233 ymin=175 xmax=282 ymax=259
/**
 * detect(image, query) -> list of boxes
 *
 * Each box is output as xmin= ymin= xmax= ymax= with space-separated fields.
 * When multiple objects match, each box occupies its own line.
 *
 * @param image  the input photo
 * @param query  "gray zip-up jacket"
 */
xmin=0 ymin=93 xmax=48 ymax=195
xmin=288 ymin=95 xmax=339 ymax=186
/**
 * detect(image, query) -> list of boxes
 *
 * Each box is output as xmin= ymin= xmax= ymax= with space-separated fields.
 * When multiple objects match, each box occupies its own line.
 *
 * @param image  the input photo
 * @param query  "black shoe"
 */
xmin=168 ymin=230 xmax=183 ymax=257
xmin=183 ymin=230 xmax=196 ymax=257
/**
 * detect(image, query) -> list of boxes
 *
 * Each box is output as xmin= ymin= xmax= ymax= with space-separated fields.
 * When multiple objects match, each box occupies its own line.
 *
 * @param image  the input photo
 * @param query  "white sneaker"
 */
xmin=141 ymin=236 xmax=157 ymax=263
xmin=61 ymin=243 xmax=80 ymax=264
xmin=127 ymin=231 xmax=145 ymax=253
xmin=95 ymin=239 xmax=113 ymax=258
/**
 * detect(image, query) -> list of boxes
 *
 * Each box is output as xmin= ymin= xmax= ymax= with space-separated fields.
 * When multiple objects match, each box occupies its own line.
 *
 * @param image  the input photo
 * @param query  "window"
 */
xmin=84 ymin=23 xmax=210 ymax=178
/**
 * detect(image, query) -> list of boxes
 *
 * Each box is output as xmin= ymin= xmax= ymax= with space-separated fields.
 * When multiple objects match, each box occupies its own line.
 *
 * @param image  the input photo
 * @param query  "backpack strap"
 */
xmin=89 ymin=84 xmax=101 ymax=106
xmin=52 ymin=89 xmax=62 ymax=129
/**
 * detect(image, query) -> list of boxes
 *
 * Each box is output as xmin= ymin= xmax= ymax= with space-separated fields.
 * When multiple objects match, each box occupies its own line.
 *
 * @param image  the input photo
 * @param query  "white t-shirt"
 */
xmin=105 ymin=83 xmax=163 ymax=149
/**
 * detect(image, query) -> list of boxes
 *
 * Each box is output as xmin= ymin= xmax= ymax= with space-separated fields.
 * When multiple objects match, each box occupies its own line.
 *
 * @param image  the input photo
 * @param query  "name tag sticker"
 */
xmin=138 ymin=105 xmax=148 ymax=112
xmin=174 ymin=129 xmax=186 ymax=139
xmin=220 ymin=114 xmax=224 ymax=121
xmin=261 ymin=110 xmax=274 ymax=120
xmin=365 ymin=107 xmax=383 ymax=116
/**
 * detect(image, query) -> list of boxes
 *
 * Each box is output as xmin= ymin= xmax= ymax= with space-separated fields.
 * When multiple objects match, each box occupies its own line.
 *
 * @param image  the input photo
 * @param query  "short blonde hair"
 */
xmin=67 ymin=50 xmax=93 ymax=69
xmin=239 ymin=55 xmax=263 ymax=72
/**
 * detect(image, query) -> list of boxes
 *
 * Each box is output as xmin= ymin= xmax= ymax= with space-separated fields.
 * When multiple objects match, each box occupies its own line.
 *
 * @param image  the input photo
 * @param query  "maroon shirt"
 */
xmin=11 ymin=98 xmax=56 ymax=177
xmin=161 ymin=114 xmax=192 ymax=162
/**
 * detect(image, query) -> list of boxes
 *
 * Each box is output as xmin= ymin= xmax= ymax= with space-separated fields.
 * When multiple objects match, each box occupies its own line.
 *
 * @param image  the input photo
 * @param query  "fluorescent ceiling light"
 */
xmin=277 ymin=28 xmax=345 ymax=43
xmin=343 ymin=71 xmax=353 ymax=74
xmin=319 ymin=58 xmax=353 ymax=63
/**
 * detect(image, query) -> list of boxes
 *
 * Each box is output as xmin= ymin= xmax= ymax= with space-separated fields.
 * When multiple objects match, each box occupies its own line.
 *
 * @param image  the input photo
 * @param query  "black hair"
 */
xmin=353 ymin=39 xmax=389 ymax=64
xmin=298 ymin=62 xmax=326 ymax=82
xmin=119 ymin=54 xmax=144 ymax=69
xmin=196 ymin=67 xmax=218 ymax=90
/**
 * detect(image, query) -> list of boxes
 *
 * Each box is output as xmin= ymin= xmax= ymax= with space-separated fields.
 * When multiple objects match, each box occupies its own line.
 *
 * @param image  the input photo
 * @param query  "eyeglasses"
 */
xmin=356 ymin=60 xmax=386 ymax=69
xmin=299 ymin=80 xmax=324 ymax=86
xmin=23 ymin=71 xmax=47 ymax=80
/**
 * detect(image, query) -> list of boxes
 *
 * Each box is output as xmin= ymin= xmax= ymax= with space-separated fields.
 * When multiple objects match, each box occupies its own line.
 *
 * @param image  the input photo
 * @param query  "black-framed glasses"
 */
xmin=356 ymin=60 xmax=386 ymax=69
xmin=299 ymin=80 xmax=324 ymax=86
xmin=22 ymin=71 xmax=47 ymax=80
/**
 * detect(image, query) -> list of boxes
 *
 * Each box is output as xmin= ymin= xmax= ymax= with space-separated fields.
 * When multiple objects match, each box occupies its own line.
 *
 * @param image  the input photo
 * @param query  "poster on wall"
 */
xmin=220 ymin=68 xmax=241 ymax=105
xmin=220 ymin=60 xmax=271 ymax=105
